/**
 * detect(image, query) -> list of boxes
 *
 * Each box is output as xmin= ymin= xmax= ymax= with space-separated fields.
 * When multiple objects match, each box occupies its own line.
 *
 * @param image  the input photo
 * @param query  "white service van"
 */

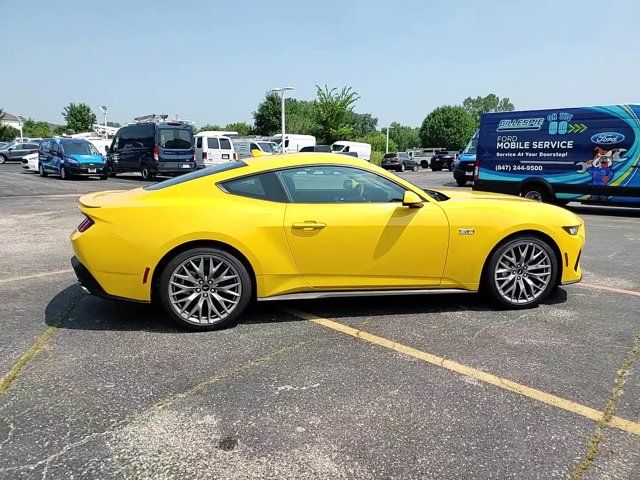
xmin=194 ymin=131 xmax=237 ymax=167
xmin=272 ymin=134 xmax=316 ymax=153
xmin=331 ymin=141 xmax=372 ymax=161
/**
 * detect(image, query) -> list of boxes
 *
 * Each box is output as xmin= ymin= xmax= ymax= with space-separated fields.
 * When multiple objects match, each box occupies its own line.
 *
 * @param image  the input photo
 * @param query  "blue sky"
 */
xmin=1 ymin=0 xmax=639 ymax=128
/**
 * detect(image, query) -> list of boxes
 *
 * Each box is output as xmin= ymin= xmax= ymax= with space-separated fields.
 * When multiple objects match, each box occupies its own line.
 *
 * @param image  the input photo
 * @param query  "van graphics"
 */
xmin=478 ymin=104 xmax=640 ymax=203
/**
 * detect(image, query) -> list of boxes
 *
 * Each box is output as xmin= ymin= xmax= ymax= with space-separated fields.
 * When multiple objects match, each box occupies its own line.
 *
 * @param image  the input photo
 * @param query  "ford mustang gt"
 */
xmin=70 ymin=154 xmax=584 ymax=330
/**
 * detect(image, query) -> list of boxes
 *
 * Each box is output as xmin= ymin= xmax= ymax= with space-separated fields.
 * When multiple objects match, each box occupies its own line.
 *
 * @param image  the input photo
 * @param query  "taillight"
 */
xmin=77 ymin=216 xmax=94 ymax=233
xmin=153 ymin=147 xmax=159 ymax=162
xmin=473 ymin=158 xmax=479 ymax=182
xmin=202 ymin=151 xmax=206 ymax=160
xmin=233 ymin=153 xmax=238 ymax=160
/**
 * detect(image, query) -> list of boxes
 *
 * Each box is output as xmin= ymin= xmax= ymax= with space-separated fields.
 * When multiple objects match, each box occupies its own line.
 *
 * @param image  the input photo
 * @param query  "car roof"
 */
xmin=242 ymin=153 xmax=367 ymax=170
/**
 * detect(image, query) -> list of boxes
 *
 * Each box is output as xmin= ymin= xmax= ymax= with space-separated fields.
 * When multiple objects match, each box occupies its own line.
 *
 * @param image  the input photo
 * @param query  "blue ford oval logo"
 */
xmin=591 ymin=132 xmax=625 ymax=145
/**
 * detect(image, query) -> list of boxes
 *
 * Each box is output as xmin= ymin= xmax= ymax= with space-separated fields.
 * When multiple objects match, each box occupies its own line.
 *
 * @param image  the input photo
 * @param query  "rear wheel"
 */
xmin=483 ymin=236 xmax=557 ymax=309
xmin=158 ymin=247 xmax=253 ymax=330
xmin=141 ymin=166 xmax=155 ymax=180
xmin=521 ymin=185 xmax=549 ymax=202
xmin=399 ymin=163 xmax=406 ymax=172
xmin=39 ymin=164 xmax=48 ymax=177
xmin=99 ymin=174 xmax=108 ymax=180
xmin=108 ymin=165 xmax=117 ymax=177
xmin=456 ymin=178 xmax=467 ymax=187
xmin=0 ymin=155 xmax=7 ymax=164
xmin=412 ymin=164 xmax=419 ymax=172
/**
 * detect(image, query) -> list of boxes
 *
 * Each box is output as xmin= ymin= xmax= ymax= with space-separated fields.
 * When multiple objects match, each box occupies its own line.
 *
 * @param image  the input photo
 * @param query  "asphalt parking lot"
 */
xmin=0 ymin=163 xmax=638 ymax=479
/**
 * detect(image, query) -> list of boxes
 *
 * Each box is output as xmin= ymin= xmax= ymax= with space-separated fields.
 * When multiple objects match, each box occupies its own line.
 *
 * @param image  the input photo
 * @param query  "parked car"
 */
xmin=272 ymin=134 xmax=316 ymax=153
xmin=0 ymin=140 xmax=40 ymax=163
xmin=21 ymin=153 xmax=39 ymax=172
xmin=331 ymin=141 xmax=371 ymax=161
xmin=194 ymin=132 xmax=236 ymax=167
xmin=39 ymin=138 xmax=108 ymax=180
xmin=299 ymin=145 xmax=332 ymax=153
xmin=453 ymin=132 xmax=478 ymax=186
xmin=70 ymin=153 xmax=585 ymax=330
xmin=381 ymin=152 xmax=419 ymax=172
xmin=430 ymin=150 xmax=457 ymax=171
xmin=233 ymin=139 xmax=278 ymax=159
xmin=106 ymin=119 xmax=195 ymax=179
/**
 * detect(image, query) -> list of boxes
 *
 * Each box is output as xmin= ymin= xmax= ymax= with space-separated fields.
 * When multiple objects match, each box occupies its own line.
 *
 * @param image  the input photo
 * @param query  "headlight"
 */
xmin=65 ymin=157 xmax=78 ymax=165
xmin=562 ymin=225 xmax=580 ymax=235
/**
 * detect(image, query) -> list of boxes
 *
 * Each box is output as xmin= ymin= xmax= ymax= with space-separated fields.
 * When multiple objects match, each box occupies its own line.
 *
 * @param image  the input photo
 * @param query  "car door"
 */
xmin=49 ymin=141 xmax=62 ymax=173
xmin=280 ymin=165 xmax=450 ymax=289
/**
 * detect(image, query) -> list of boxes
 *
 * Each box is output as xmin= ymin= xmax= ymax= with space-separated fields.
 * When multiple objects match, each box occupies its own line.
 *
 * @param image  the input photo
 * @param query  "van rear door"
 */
xmin=157 ymin=126 xmax=194 ymax=171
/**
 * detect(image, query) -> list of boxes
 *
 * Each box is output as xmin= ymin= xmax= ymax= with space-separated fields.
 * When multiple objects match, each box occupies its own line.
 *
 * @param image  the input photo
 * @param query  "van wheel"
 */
xmin=521 ymin=185 xmax=549 ymax=202
xmin=456 ymin=178 xmax=467 ymax=187
xmin=39 ymin=164 xmax=48 ymax=177
xmin=483 ymin=235 xmax=558 ymax=309
xmin=60 ymin=167 xmax=70 ymax=180
xmin=141 ymin=167 xmax=155 ymax=180
xmin=158 ymin=247 xmax=253 ymax=330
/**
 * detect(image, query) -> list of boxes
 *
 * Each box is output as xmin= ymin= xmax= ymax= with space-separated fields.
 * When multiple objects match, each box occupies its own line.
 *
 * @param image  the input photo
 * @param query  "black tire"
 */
xmin=99 ymin=174 xmax=108 ymax=180
xmin=420 ymin=160 xmax=429 ymax=169
xmin=482 ymin=235 xmax=558 ymax=309
xmin=60 ymin=166 xmax=71 ymax=180
xmin=431 ymin=166 xmax=442 ymax=172
xmin=411 ymin=164 xmax=419 ymax=172
xmin=521 ymin=185 xmax=550 ymax=202
xmin=455 ymin=178 xmax=467 ymax=187
xmin=141 ymin=166 xmax=153 ymax=180
xmin=39 ymin=163 xmax=48 ymax=177
xmin=0 ymin=155 xmax=7 ymax=164
xmin=108 ymin=165 xmax=117 ymax=177
xmin=158 ymin=247 xmax=253 ymax=331
xmin=399 ymin=163 xmax=406 ymax=172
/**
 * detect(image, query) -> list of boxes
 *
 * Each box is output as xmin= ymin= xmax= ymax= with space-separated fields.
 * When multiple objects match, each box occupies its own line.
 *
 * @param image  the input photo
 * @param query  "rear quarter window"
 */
xmin=220 ymin=172 xmax=288 ymax=202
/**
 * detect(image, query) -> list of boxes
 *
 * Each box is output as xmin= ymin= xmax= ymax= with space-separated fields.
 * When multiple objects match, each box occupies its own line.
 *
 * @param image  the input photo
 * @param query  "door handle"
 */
xmin=292 ymin=221 xmax=326 ymax=231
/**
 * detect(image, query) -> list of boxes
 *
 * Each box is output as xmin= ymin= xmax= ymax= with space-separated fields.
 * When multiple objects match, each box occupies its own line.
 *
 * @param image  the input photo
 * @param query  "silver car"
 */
xmin=0 ymin=140 xmax=41 ymax=164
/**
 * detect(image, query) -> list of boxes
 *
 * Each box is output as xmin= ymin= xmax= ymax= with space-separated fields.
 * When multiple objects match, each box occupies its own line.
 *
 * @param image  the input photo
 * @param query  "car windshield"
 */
xmin=159 ymin=129 xmax=192 ymax=149
xmin=331 ymin=144 xmax=346 ymax=152
xmin=144 ymin=161 xmax=246 ymax=190
xmin=61 ymin=142 xmax=99 ymax=155
xmin=383 ymin=153 xmax=398 ymax=158
xmin=463 ymin=132 xmax=478 ymax=155
xmin=258 ymin=142 xmax=276 ymax=153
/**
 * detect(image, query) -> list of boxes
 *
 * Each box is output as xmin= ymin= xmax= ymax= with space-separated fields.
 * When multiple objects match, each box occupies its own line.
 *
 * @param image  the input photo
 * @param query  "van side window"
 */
xmin=250 ymin=143 xmax=259 ymax=151
xmin=207 ymin=138 xmax=220 ymax=149
xmin=196 ymin=137 xmax=202 ymax=148
xmin=219 ymin=138 xmax=231 ymax=150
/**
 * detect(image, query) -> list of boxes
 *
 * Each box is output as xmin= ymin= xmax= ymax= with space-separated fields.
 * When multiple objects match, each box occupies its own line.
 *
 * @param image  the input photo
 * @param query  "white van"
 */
xmin=194 ymin=131 xmax=237 ymax=168
xmin=272 ymin=134 xmax=316 ymax=153
xmin=233 ymin=140 xmax=279 ymax=159
xmin=331 ymin=141 xmax=371 ymax=161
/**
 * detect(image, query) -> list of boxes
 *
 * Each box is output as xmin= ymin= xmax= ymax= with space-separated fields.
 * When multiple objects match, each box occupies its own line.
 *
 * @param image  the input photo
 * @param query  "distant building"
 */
xmin=0 ymin=111 xmax=24 ymax=136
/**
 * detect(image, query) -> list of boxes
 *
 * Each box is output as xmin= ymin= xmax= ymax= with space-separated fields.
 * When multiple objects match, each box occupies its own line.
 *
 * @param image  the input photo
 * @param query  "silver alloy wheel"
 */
xmin=168 ymin=254 xmax=242 ymax=325
xmin=523 ymin=190 xmax=543 ymax=201
xmin=494 ymin=241 xmax=552 ymax=305
xmin=60 ymin=167 xmax=67 ymax=179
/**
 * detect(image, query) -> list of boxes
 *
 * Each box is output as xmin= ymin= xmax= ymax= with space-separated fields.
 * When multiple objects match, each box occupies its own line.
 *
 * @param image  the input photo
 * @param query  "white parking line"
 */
xmin=0 ymin=269 xmax=74 ymax=285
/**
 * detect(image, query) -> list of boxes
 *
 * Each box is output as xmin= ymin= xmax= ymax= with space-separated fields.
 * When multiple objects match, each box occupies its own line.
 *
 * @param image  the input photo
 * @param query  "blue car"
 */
xmin=39 ymin=138 xmax=108 ymax=180
xmin=452 ymin=131 xmax=478 ymax=186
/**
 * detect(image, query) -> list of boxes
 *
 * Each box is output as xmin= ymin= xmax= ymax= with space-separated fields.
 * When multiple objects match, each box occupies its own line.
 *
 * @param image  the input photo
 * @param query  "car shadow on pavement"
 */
xmin=46 ymin=285 xmax=568 ymax=331
xmin=567 ymin=205 xmax=640 ymax=218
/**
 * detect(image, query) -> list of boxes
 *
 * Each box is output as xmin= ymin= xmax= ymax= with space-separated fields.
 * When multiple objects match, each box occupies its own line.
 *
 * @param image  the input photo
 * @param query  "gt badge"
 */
xmin=459 ymin=228 xmax=475 ymax=235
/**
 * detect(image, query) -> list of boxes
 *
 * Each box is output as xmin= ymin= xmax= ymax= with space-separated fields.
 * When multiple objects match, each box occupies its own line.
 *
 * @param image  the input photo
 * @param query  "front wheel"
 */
xmin=399 ymin=163 xmax=406 ymax=172
xmin=411 ymin=164 xmax=419 ymax=172
xmin=0 ymin=155 xmax=7 ymax=164
xmin=483 ymin=236 xmax=558 ymax=309
xmin=99 ymin=174 xmax=108 ymax=180
xmin=60 ymin=166 xmax=71 ymax=180
xmin=39 ymin=164 xmax=48 ymax=177
xmin=158 ymin=247 xmax=253 ymax=330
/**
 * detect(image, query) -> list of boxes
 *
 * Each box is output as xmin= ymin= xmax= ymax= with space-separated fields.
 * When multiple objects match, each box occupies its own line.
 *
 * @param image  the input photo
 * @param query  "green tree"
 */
xmin=312 ymin=85 xmax=360 ymax=144
xmin=253 ymin=92 xmax=282 ymax=135
xmin=23 ymin=118 xmax=53 ymax=138
xmin=348 ymin=112 xmax=378 ymax=138
xmin=224 ymin=122 xmax=253 ymax=135
xmin=107 ymin=121 xmax=121 ymax=128
xmin=62 ymin=103 xmax=97 ymax=133
xmin=197 ymin=124 xmax=223 ymax=133
xmin=384 ymin=122 xmax=421 ymax=151
xmin=253 ymin=93 xmax=316 ymax=136
xmin=419 ymin=106 xmax=476 ymax=150
xmin=355 ymin=132 xmax=397 ymax=153
xmin=462 ymin=94 xmax=514 ymax=126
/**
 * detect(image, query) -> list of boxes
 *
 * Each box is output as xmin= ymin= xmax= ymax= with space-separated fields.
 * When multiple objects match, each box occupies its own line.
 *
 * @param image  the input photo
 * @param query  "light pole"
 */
xmin=386 ymin=125 xmax=390 ymax=153
xmin=270 ymin=86 xmax=295 ymax=153
xmin=100 ymin=105 xmax=107 ymax=132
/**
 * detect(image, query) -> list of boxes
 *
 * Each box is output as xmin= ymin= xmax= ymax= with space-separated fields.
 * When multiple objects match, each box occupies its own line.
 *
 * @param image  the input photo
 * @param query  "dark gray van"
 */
xmin=106 ymin=120 xmax=195 ymax=180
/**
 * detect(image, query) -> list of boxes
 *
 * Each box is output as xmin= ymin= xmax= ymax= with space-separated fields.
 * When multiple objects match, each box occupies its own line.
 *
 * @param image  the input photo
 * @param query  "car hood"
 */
xmin=66 ymin=154 xmax=104 ymax=164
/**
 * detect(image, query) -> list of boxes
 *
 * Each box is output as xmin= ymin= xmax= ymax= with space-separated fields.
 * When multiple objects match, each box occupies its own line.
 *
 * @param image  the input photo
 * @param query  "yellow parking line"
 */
xmin=285 ymin=308 xmax=640 ymax=437
xmin=0 ymin=269 xmax=74 ymax=285
xmin=578 ymin=283 xmax=640 ymax=298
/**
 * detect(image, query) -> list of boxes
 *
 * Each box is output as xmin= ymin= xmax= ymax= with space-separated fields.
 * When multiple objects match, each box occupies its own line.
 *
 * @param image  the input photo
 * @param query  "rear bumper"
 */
xmin=155 ymin=161 xmax=196 ymax=173
xmin=71 ymin=256 xmax=147 ymax=302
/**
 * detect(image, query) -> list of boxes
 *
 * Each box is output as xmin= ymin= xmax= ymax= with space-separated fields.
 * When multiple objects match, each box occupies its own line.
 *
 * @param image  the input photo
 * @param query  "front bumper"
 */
xmin=67 ymin=163 xmax=107 ymax=176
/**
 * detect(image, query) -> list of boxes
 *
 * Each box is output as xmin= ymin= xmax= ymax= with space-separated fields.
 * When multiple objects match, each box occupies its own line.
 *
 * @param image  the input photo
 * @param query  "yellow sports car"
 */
xmin=71 ymin=154 xmax=584 ymax=330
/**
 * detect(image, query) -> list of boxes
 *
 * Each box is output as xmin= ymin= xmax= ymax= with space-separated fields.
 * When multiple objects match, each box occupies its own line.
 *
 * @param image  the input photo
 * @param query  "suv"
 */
xmin=106 ymin=120 xmax=195 ymax=179
xmin=38 ymin=138 xmax=107 ymax=180
xmin=429 ymin=149 xmax=457 ymax=171
xmin=0 ymin=140 xmax=40 ymax=163
xmin=453 ymin=132 xmax=478 ymax=186
xmin=381 ymin=152 xmax=419 ymax=172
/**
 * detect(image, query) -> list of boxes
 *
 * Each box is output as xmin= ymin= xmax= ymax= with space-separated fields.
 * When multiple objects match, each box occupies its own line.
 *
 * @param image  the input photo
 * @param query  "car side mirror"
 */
xmin=402 ymin=190 xmax=423 ymax=208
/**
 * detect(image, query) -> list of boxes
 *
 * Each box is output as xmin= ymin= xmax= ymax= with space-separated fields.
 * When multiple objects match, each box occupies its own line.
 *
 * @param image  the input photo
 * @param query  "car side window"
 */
xmin=51 ymin=142 xmax=60 ymax=155
xmin=250 ymin=143 xmax=259 ymax=151
xmin=278 ymin=166 xmax=406 ymax=204
xmin=220 ymin=172 xmax=288 ymax=202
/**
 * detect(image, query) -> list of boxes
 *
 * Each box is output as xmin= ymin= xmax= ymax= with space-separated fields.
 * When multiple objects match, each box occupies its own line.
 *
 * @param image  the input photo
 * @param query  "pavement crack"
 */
xmin=0 ymin=295 xmax=80 ymax=398
xmin=570 ymin=330 xmax=640 ymax=480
